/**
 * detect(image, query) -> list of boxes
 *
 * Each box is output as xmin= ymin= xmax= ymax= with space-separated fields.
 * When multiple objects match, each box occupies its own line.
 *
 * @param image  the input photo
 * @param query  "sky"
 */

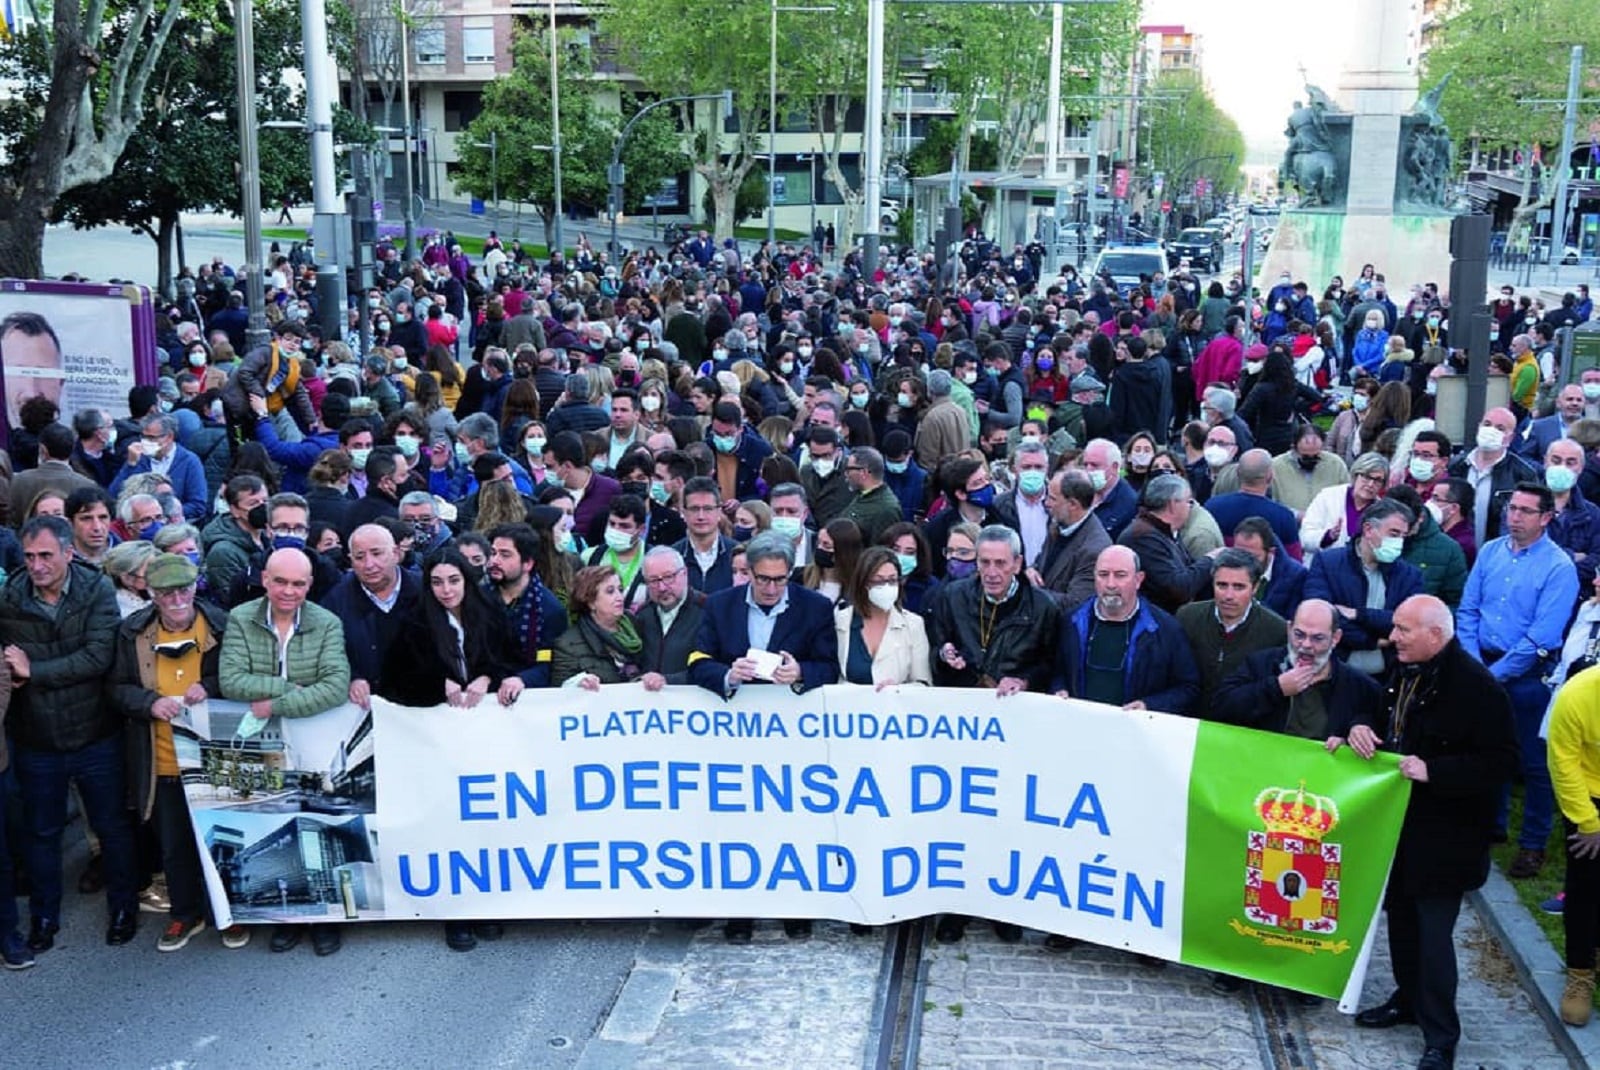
xmin=1139 ymin=0 xmax=1368 ymax=166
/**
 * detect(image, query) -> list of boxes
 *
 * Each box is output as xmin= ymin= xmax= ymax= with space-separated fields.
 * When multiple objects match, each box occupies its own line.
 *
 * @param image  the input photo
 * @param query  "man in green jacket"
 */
xmin=1386 ymin=485 xmax=1468 ymax=609
xmin=840 ymin=448 xmax=904 ymax=545
xmin=220 ymin=549 xmax=350 ymax=956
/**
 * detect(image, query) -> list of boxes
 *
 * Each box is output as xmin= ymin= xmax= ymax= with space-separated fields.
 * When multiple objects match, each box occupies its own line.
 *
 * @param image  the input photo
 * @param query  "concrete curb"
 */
xmin=1469 ymin=868 xmax=1600 ymax=1070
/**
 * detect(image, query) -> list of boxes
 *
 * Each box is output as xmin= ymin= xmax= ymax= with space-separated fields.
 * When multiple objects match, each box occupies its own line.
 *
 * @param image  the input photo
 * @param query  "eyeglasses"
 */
xmin=683 ymin=504 xmax=719 ymax=515
xmin=1506 ymin=504 xmax=1547 ymax=515
xmin=271 ymin=525 xmax=311 ymax=538
xmin=644 ymin=569 xmax=684 ymax=586
xmin=750 ymin=573 xmax=790 ymax=587
xmin=1353 ymin=472 xmax=1387 ymax=484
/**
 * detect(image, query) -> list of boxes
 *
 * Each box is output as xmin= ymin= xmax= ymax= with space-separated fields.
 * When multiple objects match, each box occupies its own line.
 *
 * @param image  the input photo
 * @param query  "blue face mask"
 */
xmin=138 ymin=520 xmax=163 ymax=542
xmin=946 ymin=558 xmax=977 ymax=580
xmin=273 ymin=535 xmax=306 ymax=551
xmin=967 ymin=485 xmax=996 ymax=509
xmin=885 ymin=459 xmax=909 ymax=474
xmin=182 ymin=549 xmax=202 ymax=566
xmin=712 ymin=434 xmax=738 ymax=454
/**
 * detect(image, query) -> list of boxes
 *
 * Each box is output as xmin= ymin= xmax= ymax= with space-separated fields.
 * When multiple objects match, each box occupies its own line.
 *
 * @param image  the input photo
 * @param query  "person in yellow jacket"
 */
xmin=1548 ymin=662 xmax=1600 ymax=1026
xmin=1509 ymin=335 xmax=1540 ymax=413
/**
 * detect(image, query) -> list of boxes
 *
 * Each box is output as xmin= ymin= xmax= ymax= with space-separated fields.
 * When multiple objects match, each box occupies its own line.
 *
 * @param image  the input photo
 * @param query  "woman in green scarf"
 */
xmin=552 ymin=565 xmax=663 ymax=691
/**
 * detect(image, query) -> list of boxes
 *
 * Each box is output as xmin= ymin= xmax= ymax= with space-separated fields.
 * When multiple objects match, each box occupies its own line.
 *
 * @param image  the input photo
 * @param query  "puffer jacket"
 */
xmin=109 ymin=600 xmax=228 ymax=819
xmin=219 ymin=597 xmax=350 ymax=719
xmin=0 ymin=562 xmax=122 ymax=752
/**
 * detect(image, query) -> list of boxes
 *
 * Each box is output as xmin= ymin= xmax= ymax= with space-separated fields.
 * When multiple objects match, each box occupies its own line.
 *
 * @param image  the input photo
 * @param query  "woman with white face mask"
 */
xmin=832 ymin=546 xmax=931 ymax=688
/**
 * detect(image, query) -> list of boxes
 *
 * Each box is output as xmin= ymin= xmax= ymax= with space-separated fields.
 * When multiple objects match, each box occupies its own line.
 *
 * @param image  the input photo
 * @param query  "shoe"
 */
xmin=1043 ymin=934 xmax=1079 ymax=953
xmin=269 ymin=924 xmax=301 ymax=953
xmin=157 ymin=918 xmax=205 ymax=952
xmin=934 ymin=915 xmax=965 ymax=943
xmin=1508 ymin=848 xmax=1546 ymax=879
xmin=783 ymin=919 xmax=813 ymax=939
xmin=1355 ymin=995 xmax=1416 ymax=1029
xmin=474 ymin=922 xmax=504 ymax=941
xmin=1 ymin=931 xmax=35 ymax=970
xmin=77 ymin=853 xmax=104 ymax=894
xmin=1211 ymin=972 xmax=1245 ymax=994
xmin=445 ymin=921 xmax=477 ymax=952
xmin=724 ymin=919 xmax=753 ymax=944
xmin=106 ymin=908 xmax=138 ymax=946
xmin=220 ymin=925 xmax=251 ymax=950
xmin=1416 ymin=1046 xmax=1454 ymax=1070
xmin=1542 ymin=892 xmax=1566 ymax=915
xmin=310 ymin=924 xmax=341 ymax=956
xmin=1561 ymin=967 xmax=1596 ymax=1027
xmin=26 ymin=918 xmax=59 ymax=953
xmin=139 ymin=877 xmax=171 ymax=914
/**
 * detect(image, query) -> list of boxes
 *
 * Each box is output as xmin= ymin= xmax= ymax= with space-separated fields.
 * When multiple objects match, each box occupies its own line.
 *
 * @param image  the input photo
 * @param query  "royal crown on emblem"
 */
xmin=1254 ymin=784 xmax=1340 ymax=841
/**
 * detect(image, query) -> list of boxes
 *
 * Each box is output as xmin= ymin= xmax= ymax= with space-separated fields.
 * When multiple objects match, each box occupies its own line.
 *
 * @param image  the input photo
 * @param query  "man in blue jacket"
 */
xmin=1232 ymin=518 xmax=1307 ymax=620
xmin=1052 ymin=545 xmax=1200 ymax=715
xmin=687 ymin=531 xmax=837 ymax=701
xmin=686 ymin=531 xmax=838 ymax=945
xmin=109 ymin=413 xmax=209 ymax=522
xmin=250 ymin=392 xmax=348 ymax=494
xmin=1303 ymin=498 xmax=1425 ymax=675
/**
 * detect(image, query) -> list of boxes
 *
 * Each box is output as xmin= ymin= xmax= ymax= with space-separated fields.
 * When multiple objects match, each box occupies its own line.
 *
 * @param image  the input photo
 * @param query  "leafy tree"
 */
xmin=0 ymin=0 xmax=185 ymax=278
xmin=701 ymin=166 xmax=767 ymax=226
xmin=1421 ymin=0 xmax=1600 ymax=153
xmin=451 ymin=30 xmax=686 ymax=252
xmin=1140 ymin=72 xmax=1246 ymax=206
xmin=906 ymin=119 xmax=997 ymax=178
xmin=48 ymin=0 xmax=317 ymax=296
xmin=602 ymin=0 xmax=771 ymax=241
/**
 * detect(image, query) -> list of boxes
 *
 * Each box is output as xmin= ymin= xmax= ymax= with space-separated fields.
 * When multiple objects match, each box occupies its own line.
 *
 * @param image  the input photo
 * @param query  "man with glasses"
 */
xmin=687 ymin=531 xmax=837 ymax=944
xmin=839 ymin=447 xmax=902 ymax=545
xmin=1457 ymin=483 xmax=1580 ymax=880
xmin=111 ymin=414 xmax=209 ymax=522
xmin=107 ymin=553 xmax=251 ymax=952
xmin=672 ymin=477 xmax=737 ymax=594
xmin=688 ymin=531 xmax=837 ymax=701
xmin=1210 ymin=597 xmax=1384 ymax=997
xmin=636 ymin=547 xmax=705 ymax=685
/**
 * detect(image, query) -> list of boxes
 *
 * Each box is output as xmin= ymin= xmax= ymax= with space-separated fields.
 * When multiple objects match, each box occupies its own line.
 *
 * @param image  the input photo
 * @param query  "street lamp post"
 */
xmin=398 ymin=0 xmax=416 ymax=261
xmin=233 ymin=0 xmax=269 ymax=349
xmin=610 ymin=90 xmax=732 ymax=265
xmin=768 ymin=1 xmax=835 ymax=248
xmin=473 ymin=132 xmax=499 ymax=233
xmin=549 ymin=0 xmax=565 ymax=258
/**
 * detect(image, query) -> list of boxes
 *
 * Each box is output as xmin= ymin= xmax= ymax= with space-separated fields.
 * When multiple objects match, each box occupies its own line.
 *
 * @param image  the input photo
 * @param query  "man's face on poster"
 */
xmin=2 ymin=320 xmax=65 ymax=429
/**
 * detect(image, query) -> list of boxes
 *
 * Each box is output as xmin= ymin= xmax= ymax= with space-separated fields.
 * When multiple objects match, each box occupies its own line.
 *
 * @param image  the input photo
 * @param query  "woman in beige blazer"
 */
xmin=834 ymin=546 xmax=932 ymax=687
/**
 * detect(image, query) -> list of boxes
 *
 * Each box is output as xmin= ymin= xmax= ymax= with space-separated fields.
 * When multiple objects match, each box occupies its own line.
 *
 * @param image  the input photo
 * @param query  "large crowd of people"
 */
xmin=1 ymin=228 xmax=1597 ymax=1070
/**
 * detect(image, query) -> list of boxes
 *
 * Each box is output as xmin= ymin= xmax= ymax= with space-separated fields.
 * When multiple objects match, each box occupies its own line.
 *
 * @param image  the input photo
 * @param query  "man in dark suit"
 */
xmin=1030 ymin=469 xmax=1109 ymax=609
xmin=686 ymin=531 xmax=838 ymax=944
xmin=688 ymin=531 xmax=838 ymax=700
xmin=635 ymin=547 xmax=705 ymax=684
xmin=1517 ymin=382 xmax=1584 ymax=460
xmin=1341 ymin=595 xmax=1519 ymax=1070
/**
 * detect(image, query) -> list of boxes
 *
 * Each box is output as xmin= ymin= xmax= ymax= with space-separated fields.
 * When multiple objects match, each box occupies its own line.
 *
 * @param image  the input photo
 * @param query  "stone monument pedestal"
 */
xmin=1258 ymin=212 xmax=1455 ymax=294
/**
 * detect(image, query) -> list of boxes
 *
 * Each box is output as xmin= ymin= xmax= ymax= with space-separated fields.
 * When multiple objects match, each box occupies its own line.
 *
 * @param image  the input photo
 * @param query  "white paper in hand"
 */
xmin=745 ymin=648 xmax=784 ymax=681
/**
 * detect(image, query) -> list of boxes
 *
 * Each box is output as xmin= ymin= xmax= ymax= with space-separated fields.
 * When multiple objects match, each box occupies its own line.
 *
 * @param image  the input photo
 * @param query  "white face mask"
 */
xmin=1476 ymin=426 xmax=1504 ymax=453
xmin=641 ymin=395 xmax=661 ymax=413
xmin=1425 ymin=501 xmax=1446 ymax=525
xmin=867 ymin=584 xmax=899 ymax=611
xmin=810 ymin=458 xmax=836 ymax=479
xmin=1203 ymin=445 xmax=1231 ymax=468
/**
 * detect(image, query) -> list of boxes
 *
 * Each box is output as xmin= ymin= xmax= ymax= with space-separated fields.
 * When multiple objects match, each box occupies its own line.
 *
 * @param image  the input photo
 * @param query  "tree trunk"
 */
xmin=155 ymin=213 xmax=177 ymax=299
xmin=0 ymin=211 xmax=49 ymax=279
xmin=175 ymin=220 xmax=187 ymax=281
xmin=710 ymin=179 xmax=736 ymax=243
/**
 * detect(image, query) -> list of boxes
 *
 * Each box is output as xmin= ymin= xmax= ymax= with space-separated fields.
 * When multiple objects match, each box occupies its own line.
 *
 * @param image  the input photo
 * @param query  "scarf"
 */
xmin=583 ymin=613 xmax=643 ymax=679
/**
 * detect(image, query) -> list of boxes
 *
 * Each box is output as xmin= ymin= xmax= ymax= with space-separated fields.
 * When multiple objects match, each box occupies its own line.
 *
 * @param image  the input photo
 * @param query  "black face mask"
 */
xmin=813 ymin=548 xmax=835 ymax=569
xmin=618 ymin=480 xmax=649 ymax=501
xmin=246 ymin=504 xmax=268 ymax=530
xmin=1297 ymin=453 xmax=1321 ymax=471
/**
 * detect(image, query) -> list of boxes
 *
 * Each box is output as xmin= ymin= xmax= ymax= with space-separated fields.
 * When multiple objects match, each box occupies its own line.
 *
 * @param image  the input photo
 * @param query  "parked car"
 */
xmin=1092 ymin=246 xmax=1169 ymax=296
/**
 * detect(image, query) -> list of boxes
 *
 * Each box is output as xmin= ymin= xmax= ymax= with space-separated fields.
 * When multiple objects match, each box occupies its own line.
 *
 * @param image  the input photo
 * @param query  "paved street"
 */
xmin=918 ymin=906 xmax=1570 ymax=1070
